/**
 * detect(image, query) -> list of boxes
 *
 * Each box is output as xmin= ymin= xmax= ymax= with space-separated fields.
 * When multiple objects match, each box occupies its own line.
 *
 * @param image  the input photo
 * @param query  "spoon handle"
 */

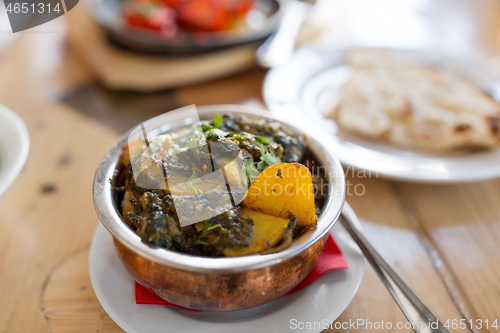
xmin=339 ymin=209 xmax=450 ymax=333
xmin=255 ymin=0 xmax=310 ymax=68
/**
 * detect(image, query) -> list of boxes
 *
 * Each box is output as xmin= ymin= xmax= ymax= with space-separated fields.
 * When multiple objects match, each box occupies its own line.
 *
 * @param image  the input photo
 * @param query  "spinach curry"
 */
xmin=114 ymin=113 xmax=328 ymax=257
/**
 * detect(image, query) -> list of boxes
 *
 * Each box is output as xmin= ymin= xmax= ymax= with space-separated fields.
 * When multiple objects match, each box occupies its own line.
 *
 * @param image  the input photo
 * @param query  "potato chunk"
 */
xmin=241 ymin=163 xmax=317 ymax=228
xmin=223 ymin=208 xmax=290 ymax=256
xmin=122 ymin=188 xmax=136 ymax=216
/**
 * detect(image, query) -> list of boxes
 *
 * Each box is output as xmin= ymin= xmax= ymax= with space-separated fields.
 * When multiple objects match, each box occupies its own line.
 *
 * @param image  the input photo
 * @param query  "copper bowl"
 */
xmin=93 ymin=105 xmax=346 ymax=311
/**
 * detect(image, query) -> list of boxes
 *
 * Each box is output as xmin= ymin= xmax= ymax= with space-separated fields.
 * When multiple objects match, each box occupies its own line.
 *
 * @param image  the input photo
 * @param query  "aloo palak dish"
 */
xmin=113 ymin=113 xmax=327 ymax=257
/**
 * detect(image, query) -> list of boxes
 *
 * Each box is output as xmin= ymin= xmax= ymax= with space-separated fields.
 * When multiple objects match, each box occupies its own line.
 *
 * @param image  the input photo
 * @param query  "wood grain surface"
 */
xmin=1 ymin=1 xmax=500 ymax=332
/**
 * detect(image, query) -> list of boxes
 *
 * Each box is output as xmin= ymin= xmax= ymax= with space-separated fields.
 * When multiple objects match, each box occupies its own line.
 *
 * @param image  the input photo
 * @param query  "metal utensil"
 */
xmin=339 ymin=210 xmax=450 ymax=333
xmin=255 ymin=0 xmax=311 ymax=67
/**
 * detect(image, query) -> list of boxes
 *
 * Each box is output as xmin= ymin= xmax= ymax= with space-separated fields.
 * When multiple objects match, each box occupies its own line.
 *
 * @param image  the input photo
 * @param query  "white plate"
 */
xmin=0 ymin=104 xmax=30 ymax=197
xmin=89 ymin=203 xmax=365 ymax=333
xmin=263 ymin=47 xmax=500 ymax=183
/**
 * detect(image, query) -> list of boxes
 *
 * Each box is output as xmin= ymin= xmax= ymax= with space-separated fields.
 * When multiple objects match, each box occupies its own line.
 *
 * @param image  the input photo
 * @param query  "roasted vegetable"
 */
xmin=223 ymin=208 xmax=293 ymax=256
xmin=242 ymin=163 xmax=317 ymax=228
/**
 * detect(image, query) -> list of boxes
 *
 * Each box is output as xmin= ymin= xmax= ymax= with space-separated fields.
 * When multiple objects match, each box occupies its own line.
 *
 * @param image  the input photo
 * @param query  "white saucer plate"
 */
xmin=89 ymin=203 xmax=365 ymax=333
xmin=263 ymin=47 xmax=500 ymax=183
xmin=0 ymin=104 xmax=30 ymax=197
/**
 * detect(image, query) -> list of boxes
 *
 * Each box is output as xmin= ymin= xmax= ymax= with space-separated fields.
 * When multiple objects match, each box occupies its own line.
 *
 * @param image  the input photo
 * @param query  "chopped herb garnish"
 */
xmin=185 ymin=170 xmax=205 ymax=194
xmin=227 ymin=132 xmax=270 ymax=146
xmin=228 ymin=132 xmax=243 ymax=139
xmin=196 ymin=240 xmax=209 ymax=245
xmin=208 ymin=223 xmax=229 ymax=234
xmin=204 ymin=185 xmax=223 ymax=194
xmin=197 ymin=221 xmax=229 ymax=244
xmin=214 ymin=112 xmax=224 ymax=128
xmin=205 ymin=128 xmax=228 ymax=140
xmin=186 ymin=171 xmax=203 ymax=185
xmin=243 ymin=158 xmax=260 ymax=184
xmin=202 ymin=123 xmax=214 ymax=132
xmin=261 ymin=151 xmax=281 ymax=166
xmin=255 ymin=136 xmax=269 ymax=145
xmin=187 ymin=169 xmax=198 ymax=180
xmin=187 ymin=182 xmax=198 ymax=194
xmin=257 ymin=145 xmax=281 ymax=171
xmin=198 ymin=220 xmax=211 ymax=240
xmin=186 ymin=137 xmax=200 ymax=149
xmin=186 ymin=137 xmax=202 ymax=156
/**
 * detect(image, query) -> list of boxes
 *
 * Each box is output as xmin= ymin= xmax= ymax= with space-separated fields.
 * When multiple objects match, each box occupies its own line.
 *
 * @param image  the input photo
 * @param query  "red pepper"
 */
xmin=125 ymin=0 xmax=255 ymax=34
xmin=175 ymin=0 xmax=230 ymax=32
xmin=125 ymin=1 xmax=177 ymax=36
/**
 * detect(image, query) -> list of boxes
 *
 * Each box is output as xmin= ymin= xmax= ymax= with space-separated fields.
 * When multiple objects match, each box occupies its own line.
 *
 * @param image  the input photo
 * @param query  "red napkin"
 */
xmin=135 ymin=234 xmax=348 ymax=310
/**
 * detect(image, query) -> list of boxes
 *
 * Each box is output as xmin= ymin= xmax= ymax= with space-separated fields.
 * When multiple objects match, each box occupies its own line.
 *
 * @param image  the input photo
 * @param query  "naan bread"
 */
xmin=330 ymin=50 xmax=500 ymax=151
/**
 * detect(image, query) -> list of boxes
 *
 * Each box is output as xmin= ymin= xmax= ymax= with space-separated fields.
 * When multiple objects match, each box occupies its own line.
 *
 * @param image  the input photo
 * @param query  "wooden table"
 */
xmin=1 ymin=2 xmax=500 ymax=332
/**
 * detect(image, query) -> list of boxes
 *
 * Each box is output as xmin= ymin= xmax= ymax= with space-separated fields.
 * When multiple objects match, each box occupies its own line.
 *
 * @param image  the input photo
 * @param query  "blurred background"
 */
xmin=1 ymin=0 xmax=500 ymax=130
xmin=2 ymin=0 xmax=500 ymax=332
